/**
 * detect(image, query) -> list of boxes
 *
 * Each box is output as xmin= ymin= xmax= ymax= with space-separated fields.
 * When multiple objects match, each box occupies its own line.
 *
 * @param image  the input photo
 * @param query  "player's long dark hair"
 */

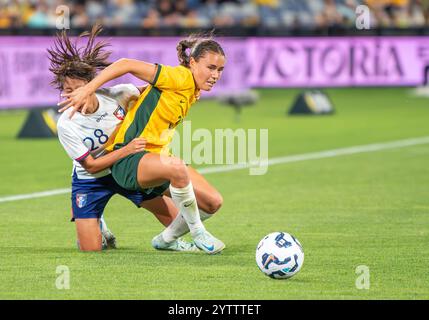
xmin=176 ymin=31 xmax=225 ymax=68
xmin=47 ymin=24 xmax=111 ymax=90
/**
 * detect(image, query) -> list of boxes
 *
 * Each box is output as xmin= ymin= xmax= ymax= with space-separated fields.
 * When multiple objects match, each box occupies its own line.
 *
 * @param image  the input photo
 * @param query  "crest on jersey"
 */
xmin=113 ymin=106 xmax=126 ymax=120
xmin=76 ymin=194 xmax=87 ymax=208
xmin=169 ymin=115 xmax=183 ymax=129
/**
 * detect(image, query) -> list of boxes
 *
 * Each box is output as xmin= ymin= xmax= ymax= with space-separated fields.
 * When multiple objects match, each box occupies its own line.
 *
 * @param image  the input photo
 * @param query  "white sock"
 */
xmin=168 ymin=182 xmax=205 ymax=237
xmin=199 ymin=210 xmax=213 ymax=221
xmin=99 ymin=215 xmax=108 ymax=232
xmin=162 ymin=210 xmax=214 ymax=242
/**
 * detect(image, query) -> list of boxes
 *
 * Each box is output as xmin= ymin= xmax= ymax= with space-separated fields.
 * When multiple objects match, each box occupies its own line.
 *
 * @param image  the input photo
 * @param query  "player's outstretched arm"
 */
xmin=80 ymin=137 xmax=146 ymax=174
xmin=59 ymin=59 xmax=157 ymax=117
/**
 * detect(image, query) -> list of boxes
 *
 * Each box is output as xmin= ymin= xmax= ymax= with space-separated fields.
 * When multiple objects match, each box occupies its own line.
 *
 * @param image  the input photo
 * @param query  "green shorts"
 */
xmin=111 ymin=151 xmax=170 ymax=196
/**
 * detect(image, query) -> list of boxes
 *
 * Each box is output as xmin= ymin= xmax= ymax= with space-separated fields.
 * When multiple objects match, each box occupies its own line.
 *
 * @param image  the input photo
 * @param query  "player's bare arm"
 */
xmin=80 ymin=137 xmax=146 ymax=174
xmin=59 ymin=59 xmax=157 ymax=116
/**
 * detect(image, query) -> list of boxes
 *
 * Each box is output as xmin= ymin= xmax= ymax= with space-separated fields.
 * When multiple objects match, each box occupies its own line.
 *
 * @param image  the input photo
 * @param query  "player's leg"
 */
xmin=114 ymin=174 xmax=198 ymax=252
xmin=75 ymin=218 xmax=102 ymax=251
xmin=163 ymin=165 xmax=223 ymax=213
xmin=139 ymin=196 xmax=198 ymax=252
xmin=160 ymin=166 xmax=224 ymax=241
xmin=140 ymin=195 xmax=178 ymax=227
xmin=112 ymin=152 xmax=224 ymax=254
xmin=187 ymin=165 xmax=223 ymax=231
xmin=188 ymin=166 xmax=223 ymax=214
xmin=71 ymin=175 xmax=114 ymax=252
xmin=137 ymin=153 xmax=224 ymax=254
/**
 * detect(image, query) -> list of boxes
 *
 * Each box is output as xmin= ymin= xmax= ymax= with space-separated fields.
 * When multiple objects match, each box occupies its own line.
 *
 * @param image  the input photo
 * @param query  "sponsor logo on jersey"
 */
xmin=169 ymin=115 xmax=183 ymax=129
xmin=113 ymin=106 xmax=126 ymax=120
xmin=96 ymin=112 xmax=109 ymax=123
xmin=76 ymin=194 xmax=87 ymax=208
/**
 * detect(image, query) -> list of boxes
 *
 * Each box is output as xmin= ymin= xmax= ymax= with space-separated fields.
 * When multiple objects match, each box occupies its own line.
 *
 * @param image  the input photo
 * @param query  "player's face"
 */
xmin=190 ymin=52 xmax=225 ymax=91
xmin=62 ymin=77 xmax=88 ymax=95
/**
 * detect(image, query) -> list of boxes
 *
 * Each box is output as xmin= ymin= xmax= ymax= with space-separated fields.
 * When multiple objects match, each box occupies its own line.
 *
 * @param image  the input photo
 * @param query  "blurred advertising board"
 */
xmin=1 ymin=36 xmax=429 ymax=109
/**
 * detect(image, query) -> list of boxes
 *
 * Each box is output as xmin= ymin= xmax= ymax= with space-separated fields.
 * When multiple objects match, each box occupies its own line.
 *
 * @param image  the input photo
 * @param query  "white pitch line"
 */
xmin=1 ymin=136 xmax=429 ymax=204
xmin=198 ymin=135 xmax=429 ymax=174
xmin=0 ymin=188 xmax=71 ymax=203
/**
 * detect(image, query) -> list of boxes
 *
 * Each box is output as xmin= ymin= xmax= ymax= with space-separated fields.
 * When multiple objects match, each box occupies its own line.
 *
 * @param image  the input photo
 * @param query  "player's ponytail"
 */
xmin=177 ymin=39 xmax=199 ymax=68
xmin=177 ymin=31 xmax=225 ymax=68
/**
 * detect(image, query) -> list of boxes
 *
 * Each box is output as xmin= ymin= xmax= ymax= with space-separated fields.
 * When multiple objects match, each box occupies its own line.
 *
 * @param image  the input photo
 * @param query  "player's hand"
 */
xmin=58 ymin=85 xmax=94 ymax=118
xmin=124 ymin=138 xmax=147 ymax=155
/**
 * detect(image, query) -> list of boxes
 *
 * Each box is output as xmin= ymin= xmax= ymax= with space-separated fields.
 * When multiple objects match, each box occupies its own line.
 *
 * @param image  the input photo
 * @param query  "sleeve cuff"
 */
xmin=151 ymin=63 xmax=162 ymax=86
xmin=75 ymin=150 xmax=90 ymax=162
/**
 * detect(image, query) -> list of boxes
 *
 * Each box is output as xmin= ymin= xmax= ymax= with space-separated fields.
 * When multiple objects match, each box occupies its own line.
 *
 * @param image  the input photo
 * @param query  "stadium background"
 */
xmin=0 ymin=0 xmax=428 ymax=300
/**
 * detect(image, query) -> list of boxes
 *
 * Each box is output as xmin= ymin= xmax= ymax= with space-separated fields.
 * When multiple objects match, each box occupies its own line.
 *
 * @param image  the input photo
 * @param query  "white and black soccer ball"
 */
xmin=256 ymin=232 xmax=304 ymax=279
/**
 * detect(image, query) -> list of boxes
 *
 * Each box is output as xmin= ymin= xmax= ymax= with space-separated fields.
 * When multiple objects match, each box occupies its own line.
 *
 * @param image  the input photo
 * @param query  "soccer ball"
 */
xmin=256 ymin=232 xmax=304 ymax=279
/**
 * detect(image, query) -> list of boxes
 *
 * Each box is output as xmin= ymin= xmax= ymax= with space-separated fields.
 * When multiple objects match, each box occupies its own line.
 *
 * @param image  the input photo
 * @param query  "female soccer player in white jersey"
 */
xmin=59 ymin=30 xmax=227 ymax=254
xmin=58 ymin=29 xmax=227 ymax=254
xmin=48 ymin=26 xmax=200 ymax=252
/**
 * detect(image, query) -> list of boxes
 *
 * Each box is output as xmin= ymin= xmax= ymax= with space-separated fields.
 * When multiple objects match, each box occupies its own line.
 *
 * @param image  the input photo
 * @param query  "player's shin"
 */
xmin=168 ymin=182 xmax=205 ymax=237
xmin=161 ymin=210 xmax=213 ymax=242
xmin=169 ymin=183 xmax=224 ymax=254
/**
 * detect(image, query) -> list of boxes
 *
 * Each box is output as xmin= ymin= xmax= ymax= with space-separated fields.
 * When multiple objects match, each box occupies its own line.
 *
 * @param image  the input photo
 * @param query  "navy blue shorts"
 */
xmin=71 ymin=173 xmax=160 ymax=220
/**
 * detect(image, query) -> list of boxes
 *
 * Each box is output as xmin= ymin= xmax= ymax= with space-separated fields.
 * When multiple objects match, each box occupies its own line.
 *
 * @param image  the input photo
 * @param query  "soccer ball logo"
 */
xmin=256 ymin=232 xmax=304 ymax=279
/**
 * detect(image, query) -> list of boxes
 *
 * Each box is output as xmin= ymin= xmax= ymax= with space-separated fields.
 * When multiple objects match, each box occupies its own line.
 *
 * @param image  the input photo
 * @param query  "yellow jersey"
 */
xmin=106 ymin=64 xmax=199 ymax=154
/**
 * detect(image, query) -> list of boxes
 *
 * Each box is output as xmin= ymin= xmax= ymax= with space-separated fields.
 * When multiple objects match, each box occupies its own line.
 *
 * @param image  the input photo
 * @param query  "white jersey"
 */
xmin=57 ymin=84 xmax=140 ymax=180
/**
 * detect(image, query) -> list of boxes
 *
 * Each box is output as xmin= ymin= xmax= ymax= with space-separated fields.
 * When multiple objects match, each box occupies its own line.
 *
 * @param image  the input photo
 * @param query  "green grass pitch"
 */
xmin=0 ymin=88 xmax=428 ymax=299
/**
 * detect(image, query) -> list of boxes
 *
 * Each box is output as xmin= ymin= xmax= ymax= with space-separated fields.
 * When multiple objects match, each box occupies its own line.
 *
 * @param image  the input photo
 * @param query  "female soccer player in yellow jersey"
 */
xmin=49 ymin=25 xmax=200 ymax=252
xmin=59 ymin=34 xmax=226 ymax=254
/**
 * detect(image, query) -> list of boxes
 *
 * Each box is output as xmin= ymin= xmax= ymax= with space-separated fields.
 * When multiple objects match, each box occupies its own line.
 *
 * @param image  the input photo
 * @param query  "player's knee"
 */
xmin=206 ymin=192 xmax=223 ymax=214
xmin=168 ymin=158 xmax=189 ymax=184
